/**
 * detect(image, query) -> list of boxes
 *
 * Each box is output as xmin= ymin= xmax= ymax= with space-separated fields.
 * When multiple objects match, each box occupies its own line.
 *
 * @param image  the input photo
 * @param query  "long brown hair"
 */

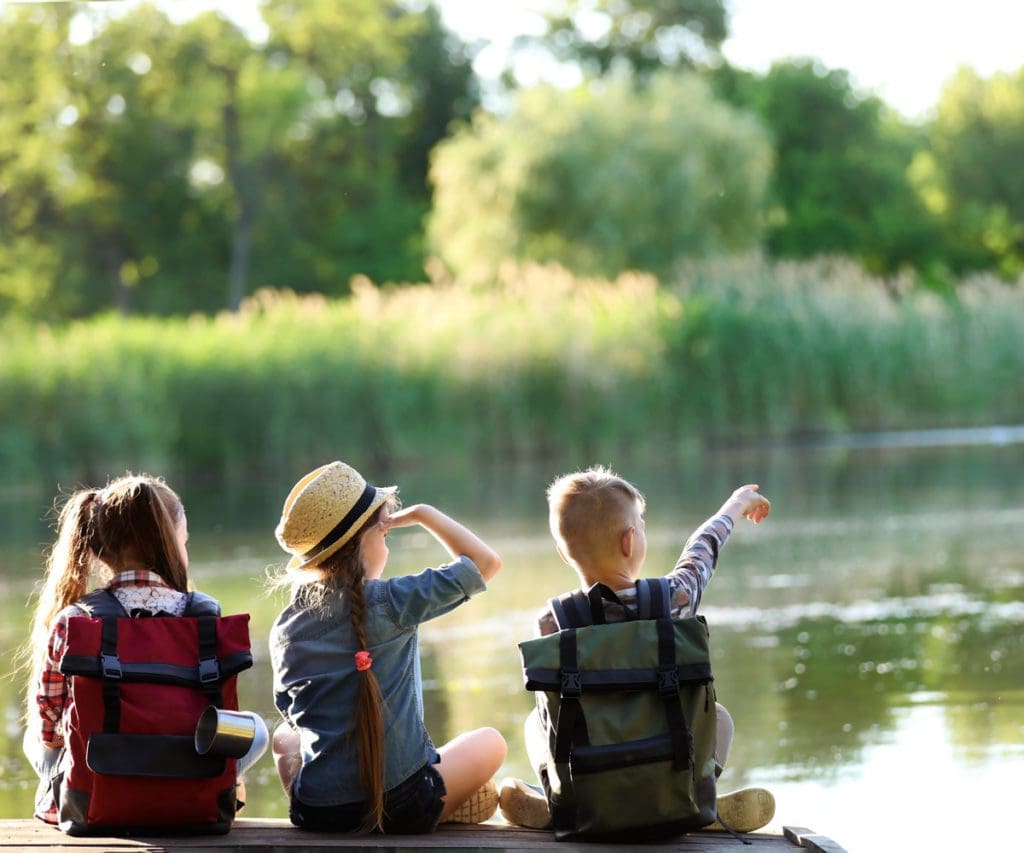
xmin=314 ymin=503 xmax=391 ymax=833
xmin=23 ymin=474 xmax=188 ymax=726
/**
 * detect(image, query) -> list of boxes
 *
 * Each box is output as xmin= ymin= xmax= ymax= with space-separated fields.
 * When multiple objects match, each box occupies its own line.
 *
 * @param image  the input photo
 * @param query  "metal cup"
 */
xmin=194 ymin=706 xmax=257 ymax=758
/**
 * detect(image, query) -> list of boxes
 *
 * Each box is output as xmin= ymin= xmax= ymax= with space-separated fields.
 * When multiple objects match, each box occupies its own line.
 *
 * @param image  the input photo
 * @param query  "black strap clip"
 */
xmin=657 ymin=666 xmax=679 ymax=696
xmin=560 ymin=668 xmax=582 ymax=698
xmin=100 ymin=653 xmax=122 ymax=680
xmin=198 ymin=656 xmax=220 ymax=684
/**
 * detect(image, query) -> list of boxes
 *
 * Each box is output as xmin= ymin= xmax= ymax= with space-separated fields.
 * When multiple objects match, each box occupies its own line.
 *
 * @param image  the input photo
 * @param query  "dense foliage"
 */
xmin=429 ymin=73 xmax=772 ymax=281
xmin=3 ymin=260 xmax=1022 ymax=483
xmin=711 ymin=61 xmax=943 ymax=278
xmin=0 ymin=1 xmax=477 ymax=318
xmin=915 ymin=67 xmax=1024 ymax=278
xmin=3 ymin=2 xmax=1024 ymax=322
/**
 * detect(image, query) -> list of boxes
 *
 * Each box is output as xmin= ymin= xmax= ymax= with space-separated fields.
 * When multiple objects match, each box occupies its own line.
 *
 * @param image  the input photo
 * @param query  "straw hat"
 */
xmin=276 ymin=462 xmax=396 ymax=570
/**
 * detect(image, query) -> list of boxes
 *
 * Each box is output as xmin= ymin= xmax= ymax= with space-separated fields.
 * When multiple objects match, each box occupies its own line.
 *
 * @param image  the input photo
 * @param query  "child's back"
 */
xmin=270 ymin=461 xmax=508 ymax=834
xmin=501 ymin=466 xmax=774 ymax=838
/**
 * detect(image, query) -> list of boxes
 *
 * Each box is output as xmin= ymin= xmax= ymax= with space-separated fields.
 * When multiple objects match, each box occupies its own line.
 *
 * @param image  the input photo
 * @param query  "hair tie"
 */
xmin=354 ymin=650 xmax=373 ymax=672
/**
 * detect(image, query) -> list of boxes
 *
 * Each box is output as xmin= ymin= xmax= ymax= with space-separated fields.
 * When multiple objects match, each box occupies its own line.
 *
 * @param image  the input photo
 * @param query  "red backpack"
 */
xmin=54 ymin=589 xmax=252 ymax=835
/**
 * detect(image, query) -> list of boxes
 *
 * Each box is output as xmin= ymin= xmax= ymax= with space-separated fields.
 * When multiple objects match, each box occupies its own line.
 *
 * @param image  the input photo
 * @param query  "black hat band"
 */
xmin=303 ymin=482 xmax=377 ymax=560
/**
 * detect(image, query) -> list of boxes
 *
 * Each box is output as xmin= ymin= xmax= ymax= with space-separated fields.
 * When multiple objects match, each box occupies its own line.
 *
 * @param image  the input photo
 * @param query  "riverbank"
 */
xmin=2 ymin=256 xmax=1022 ymax=483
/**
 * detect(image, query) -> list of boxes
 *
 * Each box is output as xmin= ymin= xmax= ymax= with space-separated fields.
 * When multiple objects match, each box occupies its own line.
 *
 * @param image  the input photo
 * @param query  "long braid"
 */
xmin=343 ymin=560 xmax=386 ymax=832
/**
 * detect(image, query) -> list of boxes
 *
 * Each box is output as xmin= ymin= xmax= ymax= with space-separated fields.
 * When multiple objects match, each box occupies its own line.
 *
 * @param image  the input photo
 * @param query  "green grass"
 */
xmin=2 ymin=256 xmax=1023 ymax=483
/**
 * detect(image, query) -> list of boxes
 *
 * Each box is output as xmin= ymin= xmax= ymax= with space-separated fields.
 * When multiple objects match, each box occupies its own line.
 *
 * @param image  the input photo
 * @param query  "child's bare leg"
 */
xmin=272 ymin=721 xmax=301 ymax=794
xmin=521 ymin=707 xmax=548 ymax=785
xmin=715 ymin=702 xmax=734 ymax=776
xmin=437 ymin=727 xmax=507 ymax=820
xmin=710 ymin=703 xmax=775 ymax=832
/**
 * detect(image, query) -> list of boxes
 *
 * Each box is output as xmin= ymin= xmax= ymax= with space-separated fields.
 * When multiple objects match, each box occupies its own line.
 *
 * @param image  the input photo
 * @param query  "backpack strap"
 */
xmin=75 ymin=589 xmax=129 ymax=619
xmin=185 ymin=594 xmax=225 ymax=708
xmin=646 ymin=576 xmax=692 ymax=772
xmin=550 ymin=590 xmax=594 ymax=630
xmin=75 ymin=591 xmax=128 ymax=733
xmin=553 ymin=628 xmax=588 ymax=764
xmin=656 ymin=617 xmax=692 ymax=773
xmin=196 ymin=615 xmax=224 ymax=708
xmin=635 ymin=578 xmax=672 ymax=620
xmin=183 ymin=591 xmax=222 ymax=617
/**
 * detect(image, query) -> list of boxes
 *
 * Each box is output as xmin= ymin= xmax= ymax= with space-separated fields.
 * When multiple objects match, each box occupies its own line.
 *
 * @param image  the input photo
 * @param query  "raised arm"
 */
xmin=716 ymin=484 xmax=771 ymax=526
xmin=666 ymin=484 xmax=771 ymax=616
xmin=382 ymin=504 xmax=503 ymax=581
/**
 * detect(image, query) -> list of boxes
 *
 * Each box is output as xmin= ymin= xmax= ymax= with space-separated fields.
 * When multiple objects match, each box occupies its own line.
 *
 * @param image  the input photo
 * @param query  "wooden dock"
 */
xmin=0 ymin=818 xmax=846 ymax=851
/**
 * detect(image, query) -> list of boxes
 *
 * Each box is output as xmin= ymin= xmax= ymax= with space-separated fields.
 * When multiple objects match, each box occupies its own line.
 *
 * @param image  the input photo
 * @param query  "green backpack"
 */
xmin=518 ymin=578 xmax=717 ymax=841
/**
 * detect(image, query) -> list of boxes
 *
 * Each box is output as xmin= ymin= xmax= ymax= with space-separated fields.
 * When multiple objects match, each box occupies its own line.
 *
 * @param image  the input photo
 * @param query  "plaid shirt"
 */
xmin=536 ymin=513 xmax=734 ymax=636
xmin=34 ymin=571 xmax=187 ymax=823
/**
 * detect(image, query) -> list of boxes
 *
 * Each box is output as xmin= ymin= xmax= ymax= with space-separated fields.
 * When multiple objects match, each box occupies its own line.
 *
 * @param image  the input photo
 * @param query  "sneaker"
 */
xmin=707 ymin=787 xmax=775 ymax=833
xmin=498 ymin=777 xmax=551 ymax=829
xmin=445 ymin=779 xmax=500 ymax=824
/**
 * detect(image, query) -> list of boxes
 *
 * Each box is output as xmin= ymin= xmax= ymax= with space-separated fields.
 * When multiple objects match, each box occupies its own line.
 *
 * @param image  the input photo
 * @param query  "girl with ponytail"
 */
xmin=270 ymin=461 xmax=506 ymax=834
xmin=22 ymin=473 xmax=267 ymax=826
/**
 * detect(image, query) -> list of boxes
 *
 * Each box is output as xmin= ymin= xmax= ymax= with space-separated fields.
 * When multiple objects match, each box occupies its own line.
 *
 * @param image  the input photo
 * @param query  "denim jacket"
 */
xmin=270 ymin=556 xmax=486 ymax=806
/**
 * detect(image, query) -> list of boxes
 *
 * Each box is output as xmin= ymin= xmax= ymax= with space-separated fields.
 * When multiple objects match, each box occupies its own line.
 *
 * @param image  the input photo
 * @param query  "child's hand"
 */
xmin=379 ymin=504 xmax=424 ymax=531
xmin=722 ymin=484 xmax=771 ymax=524
xmin=378 ymin=503 xmax=503 ymax=581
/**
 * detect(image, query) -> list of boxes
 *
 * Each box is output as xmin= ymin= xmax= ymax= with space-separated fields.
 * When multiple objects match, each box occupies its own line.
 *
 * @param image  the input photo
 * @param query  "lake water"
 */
xmin=1 ymin=440 xmax=1022 ymax=852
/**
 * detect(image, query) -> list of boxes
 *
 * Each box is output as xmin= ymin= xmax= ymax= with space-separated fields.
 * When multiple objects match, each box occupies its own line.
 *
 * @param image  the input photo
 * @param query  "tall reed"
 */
xmin=2 ymin=257 xmax=1021 ymax=484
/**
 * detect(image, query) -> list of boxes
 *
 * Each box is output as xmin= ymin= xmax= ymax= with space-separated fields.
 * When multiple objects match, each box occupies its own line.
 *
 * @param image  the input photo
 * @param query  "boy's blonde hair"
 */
xmin=547 ymin=466 xmax=646 ymax=570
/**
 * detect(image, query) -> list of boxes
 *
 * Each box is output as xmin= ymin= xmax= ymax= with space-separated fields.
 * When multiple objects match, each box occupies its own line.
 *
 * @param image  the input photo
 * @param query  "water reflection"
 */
xmin=0 ymin=442 xmax=1022 ymax=850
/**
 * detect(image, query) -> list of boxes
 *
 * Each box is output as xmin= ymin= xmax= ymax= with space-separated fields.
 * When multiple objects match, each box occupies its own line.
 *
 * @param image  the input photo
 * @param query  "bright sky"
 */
xmin=83 ymin=0 xmax=1024 ymax=119
xmin=434 ymin=0 xmax=1024 ymax=118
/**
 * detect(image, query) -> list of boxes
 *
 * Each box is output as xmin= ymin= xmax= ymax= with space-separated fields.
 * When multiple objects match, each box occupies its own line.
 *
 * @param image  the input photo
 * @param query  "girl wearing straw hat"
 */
xmin=270 ymin=461 xmax=507 ymax=834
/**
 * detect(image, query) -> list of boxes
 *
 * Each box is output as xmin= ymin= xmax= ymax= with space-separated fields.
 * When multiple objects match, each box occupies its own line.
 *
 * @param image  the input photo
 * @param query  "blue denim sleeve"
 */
xmin=383 ymin=555 xmax=487 ymax=628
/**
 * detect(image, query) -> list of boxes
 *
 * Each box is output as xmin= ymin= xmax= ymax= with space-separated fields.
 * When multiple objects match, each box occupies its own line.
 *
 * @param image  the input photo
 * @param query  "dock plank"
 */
xmin=0 ymin=818 xmax=846 ymax=851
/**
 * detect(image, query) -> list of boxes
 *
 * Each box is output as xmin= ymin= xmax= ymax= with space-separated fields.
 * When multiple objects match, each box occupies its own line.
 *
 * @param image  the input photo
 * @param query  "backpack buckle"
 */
xmin=657 ymin=667 xmax=679 ymax=696
xmin=560 ymin=669 xmax=581 ymax=698
xmin=100 ymin=653 xmax=123 ymax=680
xmin=198 ymin=656 xmax=220 ymax=685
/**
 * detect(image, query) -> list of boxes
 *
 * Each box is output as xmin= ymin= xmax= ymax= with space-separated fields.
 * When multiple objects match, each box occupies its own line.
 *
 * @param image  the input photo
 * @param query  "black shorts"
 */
xmin=290 ymin=762 xmax=447 ymax=834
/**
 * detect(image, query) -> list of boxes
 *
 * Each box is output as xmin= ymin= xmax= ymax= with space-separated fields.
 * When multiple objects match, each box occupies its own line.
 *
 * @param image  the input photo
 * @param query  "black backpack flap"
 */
xmin=86 ymin=733 xmax=226 ymax=779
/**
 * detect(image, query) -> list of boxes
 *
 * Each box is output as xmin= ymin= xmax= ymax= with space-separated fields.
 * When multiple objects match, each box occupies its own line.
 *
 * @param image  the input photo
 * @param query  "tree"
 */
xmin=917 ymin=66 xmax=1024 ymax=277
xmin=712 ymin=60 xmax=942 ymax=277
xmin=172 ymin=11 xmax=310 ymax=311
xmin=257 ymin=0 xmax=480 ymax=290
xmin=428 ymin=72 xmax=771 ymax=283
xmin=57 ymin=4 xmax=213 ymax=315
xmin=529 ymin=0 xmax=727 ymax=78
xmin=0 ymin=0 xmax=479 ymax=319
xmin=0 ymin=4 xmax=74 ymax=317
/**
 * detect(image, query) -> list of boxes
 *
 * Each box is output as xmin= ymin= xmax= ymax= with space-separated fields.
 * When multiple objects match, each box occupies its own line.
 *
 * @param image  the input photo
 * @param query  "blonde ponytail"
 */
xmin=23 ymin=489 xmax=100 ymax=722
xmin=21 ymin=473 xmax=187 ymax=727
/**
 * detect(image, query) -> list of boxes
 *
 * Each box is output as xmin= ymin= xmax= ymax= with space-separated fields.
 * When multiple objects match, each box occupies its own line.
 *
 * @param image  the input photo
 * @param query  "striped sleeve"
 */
xmin=666 ymin=514 xmax=734 ymax=618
